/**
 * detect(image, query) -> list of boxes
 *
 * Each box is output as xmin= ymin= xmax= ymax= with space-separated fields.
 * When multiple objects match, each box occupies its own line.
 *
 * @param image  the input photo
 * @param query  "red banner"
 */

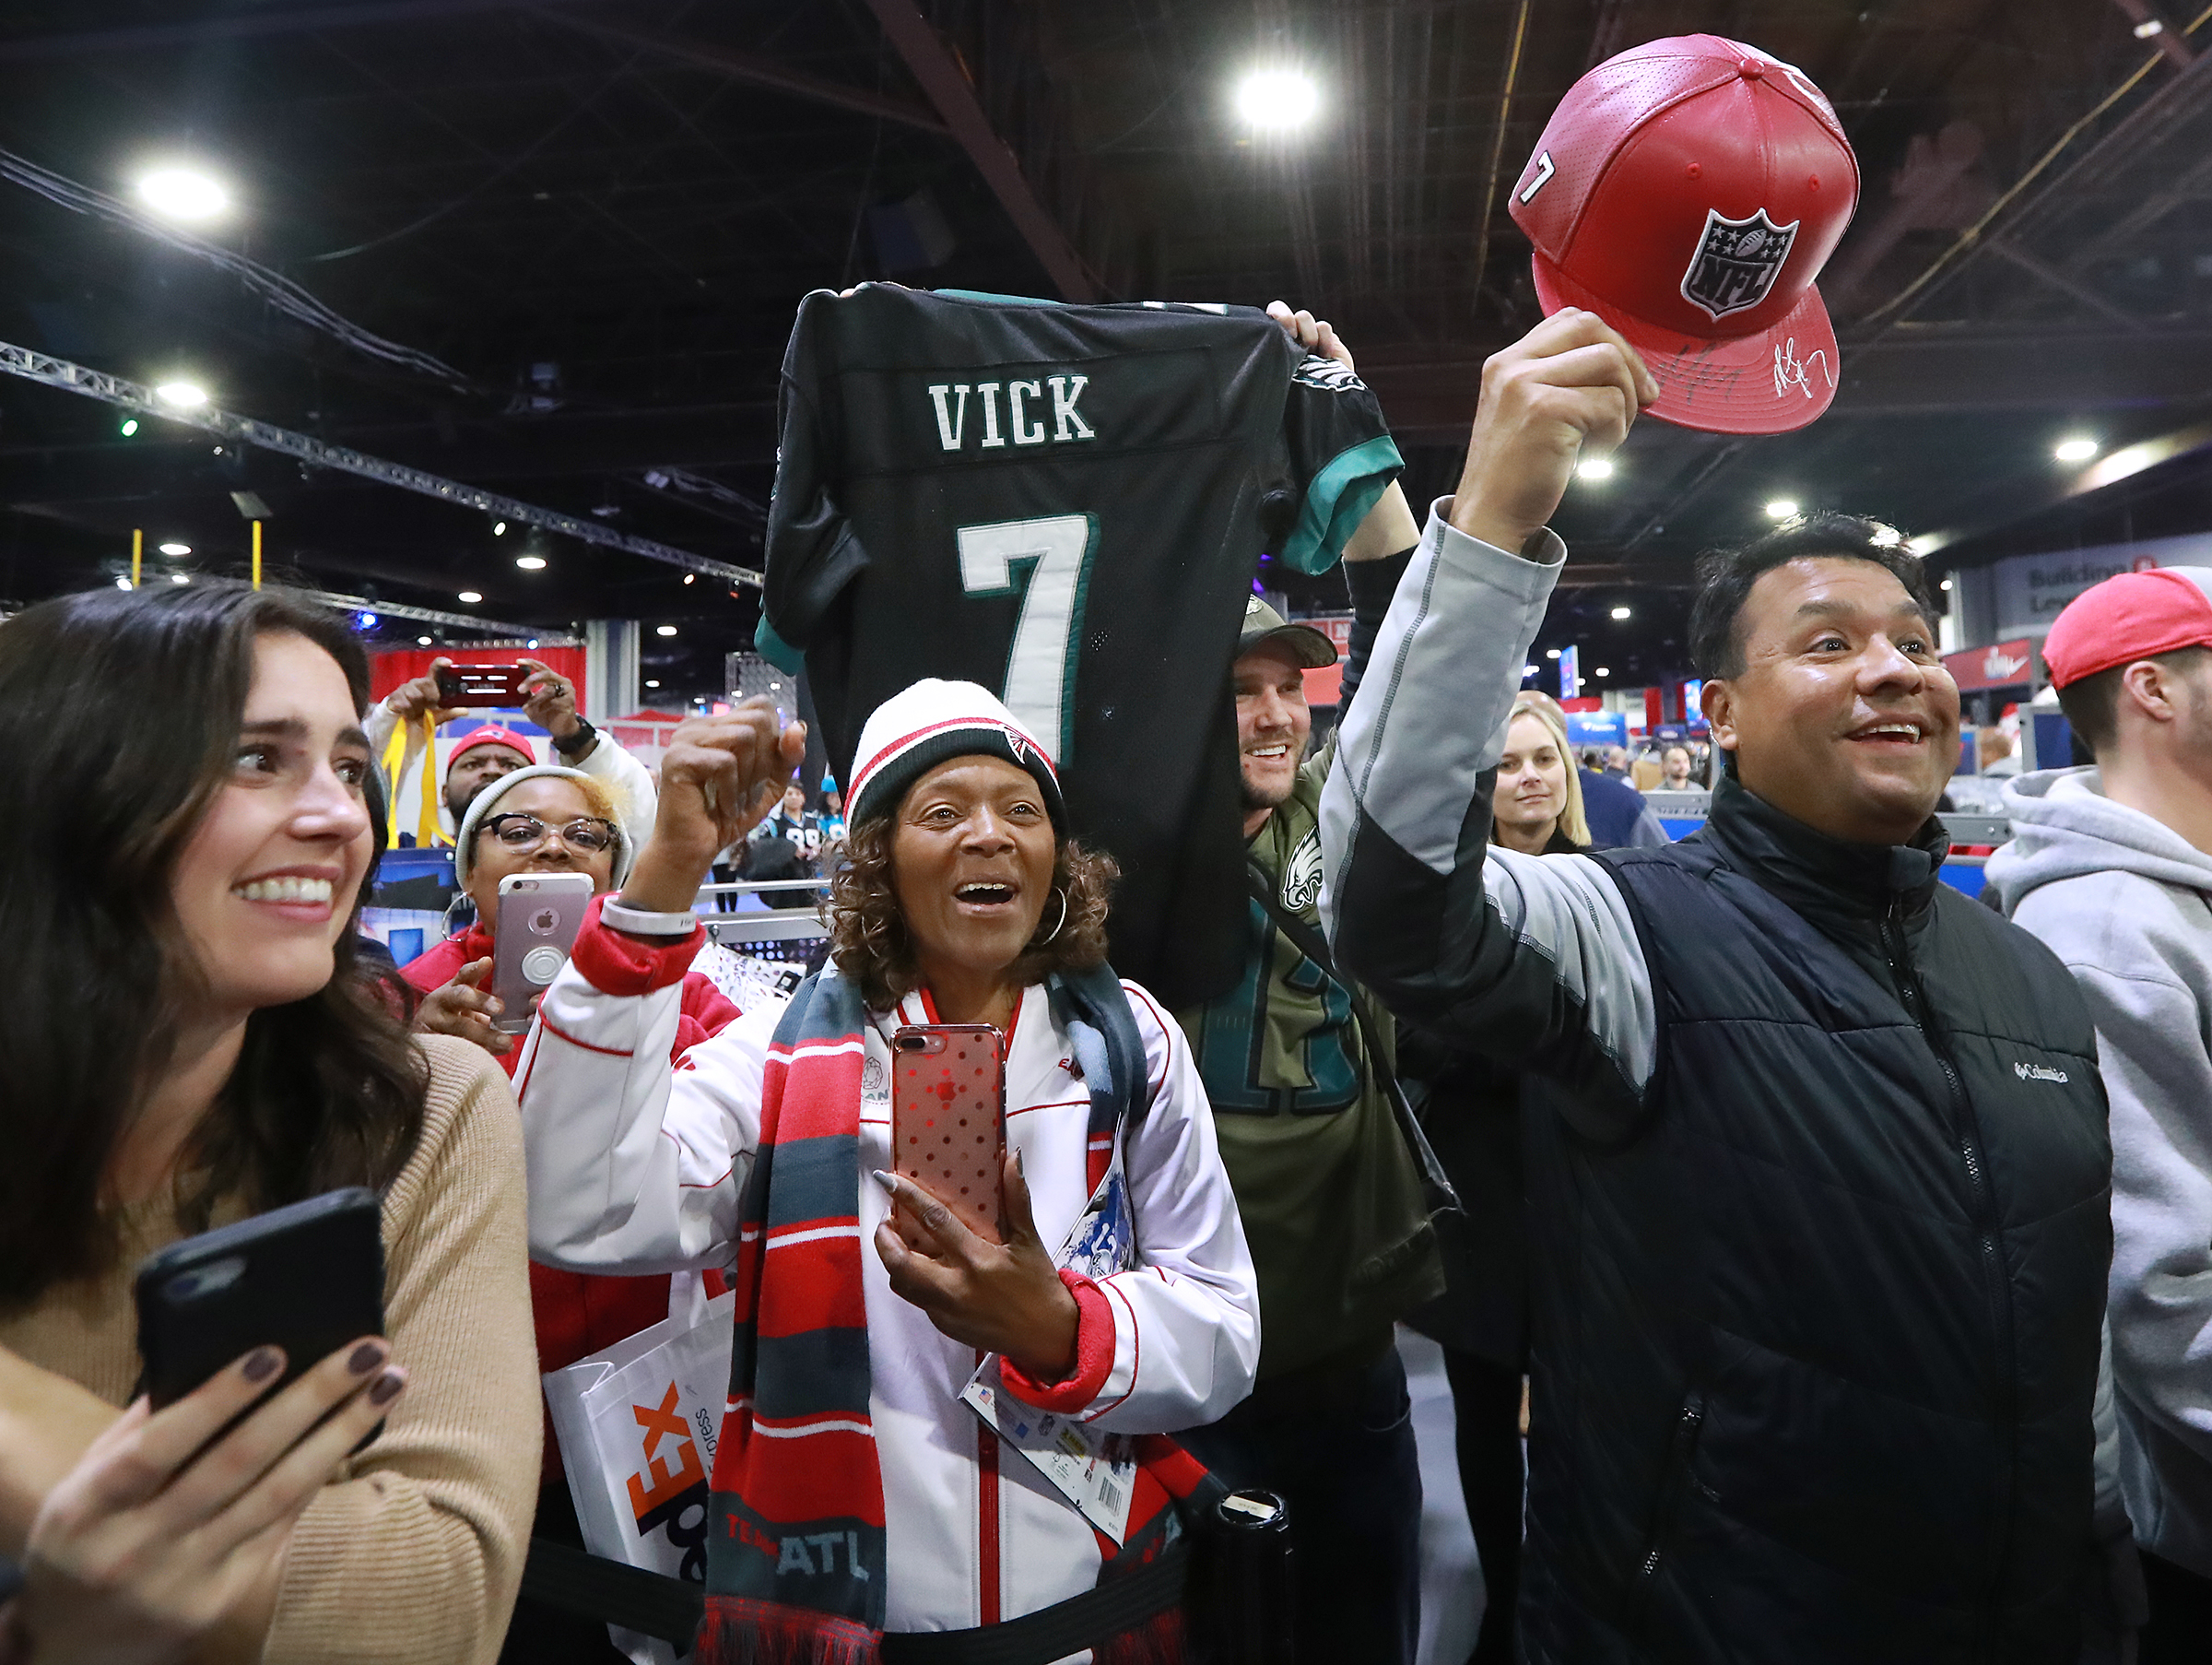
xmin=1943 ymin=638 xmax=2039 ymax=692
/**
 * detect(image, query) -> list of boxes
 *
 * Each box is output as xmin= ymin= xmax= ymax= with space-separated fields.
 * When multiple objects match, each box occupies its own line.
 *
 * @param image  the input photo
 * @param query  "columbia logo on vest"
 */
xmin=2014 ymin=1062 xmax=2070 ymax=1084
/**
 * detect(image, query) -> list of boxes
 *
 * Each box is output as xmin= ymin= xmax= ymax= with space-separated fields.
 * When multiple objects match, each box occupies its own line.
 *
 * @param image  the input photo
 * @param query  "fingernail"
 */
xmin=243 ymin=1347 xmax=282 ymax=1383
xmin=871 ymin=1169 xmax=898 ymax=1195
xmin=368 ymin=1368 xmax=406 ymax=1408
xmin=486 ymin=998 xmax=504 ymax=1015
xmin=347 ymin=1340 xmax=387 ymax=1376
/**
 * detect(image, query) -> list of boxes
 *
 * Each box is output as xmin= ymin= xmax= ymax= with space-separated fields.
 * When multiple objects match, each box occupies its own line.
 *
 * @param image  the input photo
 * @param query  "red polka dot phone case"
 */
xmin=890 ymin=1024 xmax=1008 ymax=1245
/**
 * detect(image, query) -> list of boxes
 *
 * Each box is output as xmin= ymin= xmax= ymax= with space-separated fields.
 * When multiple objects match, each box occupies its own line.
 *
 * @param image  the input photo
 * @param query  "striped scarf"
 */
xmin=697 ymin=962 xmax=1209 ymax=1664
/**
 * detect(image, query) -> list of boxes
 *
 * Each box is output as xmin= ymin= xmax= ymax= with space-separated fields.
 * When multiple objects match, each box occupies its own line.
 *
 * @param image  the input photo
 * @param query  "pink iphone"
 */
xmin=890 ymin=1024 xmax=1008 ymax=1244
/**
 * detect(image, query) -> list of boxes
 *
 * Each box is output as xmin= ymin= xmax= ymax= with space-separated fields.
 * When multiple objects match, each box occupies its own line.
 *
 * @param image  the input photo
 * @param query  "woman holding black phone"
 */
xmin=0 ymin=583 xmax=538 ymax=1664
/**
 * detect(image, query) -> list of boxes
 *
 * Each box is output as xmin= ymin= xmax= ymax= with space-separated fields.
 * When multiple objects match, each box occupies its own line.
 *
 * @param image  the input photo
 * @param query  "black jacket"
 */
xmin=1319 ymin=513 xmax=2112 ymax=1662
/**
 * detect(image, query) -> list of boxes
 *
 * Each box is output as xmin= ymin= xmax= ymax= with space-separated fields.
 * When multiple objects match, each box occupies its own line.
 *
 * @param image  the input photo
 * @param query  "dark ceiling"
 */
xmin=4 ymin=0 xmax=2211 ymax=696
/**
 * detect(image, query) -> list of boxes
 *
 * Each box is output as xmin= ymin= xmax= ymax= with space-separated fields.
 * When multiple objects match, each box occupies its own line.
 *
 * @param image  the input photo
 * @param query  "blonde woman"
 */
xmin=1491 ymin=695 xmax=1591 ymax=854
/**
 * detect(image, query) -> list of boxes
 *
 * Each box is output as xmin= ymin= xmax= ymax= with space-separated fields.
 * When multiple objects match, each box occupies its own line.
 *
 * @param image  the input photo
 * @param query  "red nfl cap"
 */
xmin=1509 ymin=35 xmax=1859 ymax=434
xmin=2042 ymin=567 xmax=2212 ymax=689
xmin=445 ymin=723 xmax=537 ymax=771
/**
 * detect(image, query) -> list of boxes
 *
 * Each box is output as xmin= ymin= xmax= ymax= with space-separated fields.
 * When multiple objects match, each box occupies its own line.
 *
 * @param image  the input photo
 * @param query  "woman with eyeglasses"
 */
xmin=398 ymin=761 xmax=743 ymax=1662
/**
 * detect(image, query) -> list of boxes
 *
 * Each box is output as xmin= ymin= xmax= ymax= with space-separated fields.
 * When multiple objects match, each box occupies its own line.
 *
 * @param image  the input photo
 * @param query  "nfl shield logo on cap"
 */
xmin=1510 ymin=35 xmax=1860 ymax=435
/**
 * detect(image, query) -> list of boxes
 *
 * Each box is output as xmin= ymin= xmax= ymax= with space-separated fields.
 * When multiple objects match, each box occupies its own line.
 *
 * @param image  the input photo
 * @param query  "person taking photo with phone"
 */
xmin=371 ymin=655 xmax=656 ymax=846
xmin=0 ymin=582 xmax=538 ymax=1665
xmin=512 ymin=679 xmax=1259 ymax=1657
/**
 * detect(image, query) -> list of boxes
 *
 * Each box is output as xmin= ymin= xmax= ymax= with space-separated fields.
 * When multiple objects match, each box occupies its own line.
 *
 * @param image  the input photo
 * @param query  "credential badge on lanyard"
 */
xmin=959 ymin=1149 xmax=1140 ymax=1542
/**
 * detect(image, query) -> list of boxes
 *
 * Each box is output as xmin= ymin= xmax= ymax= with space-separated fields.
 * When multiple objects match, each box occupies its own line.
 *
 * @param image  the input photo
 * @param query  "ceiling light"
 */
xmin=1546 ymin=647 xmax=1562 ymax=659
xmin=1764 ymin=499 xmax=1799 ymax=520
xmin=171 ymin=573 xmax=189 ymax=585
xmin=1940 ymin=579 xmax=1954 ymax=592
xmin=1233 ymin=67 xmax=1322 ymax=130
xmin=457 ymin=590 xmax=483 ymax=603
xmin=515 ymin=555 xmax=547 ymax=571
xmin=527 ymin=638 xmax=539 ymax=649
xmin=1610 ymin=606 xmax=1631 ymax=620
xmin=645 ymin=679 xmax=661 ymax=688
xmin=135 ymin=165 xmax=229 ymax=223
xmin=155 ymin=380 xmax=208 ymax=408
xmin=1523 ymin=664 xmax=1538 ymax=678
xmin=158 ymin=540 xmax=191 ymax=556
xmin=113 ymin=575 xmax=132 ymax=591
xmin=1595 ymin=667 xmax=1611 ymax=678
xmin=2136 ymin=18 xmax=2165 ymax=37
xmin=1577 ymin=456 xmax=1616 ymax=481
xmin=119 ymin=418 xmax=139 ymax=436
xmin=418 ymin=634 xmax=433 ymax=645
xmin=682 ymin=573 xmax=696 ymax=585
xmin=656 ymin=624 xmax=678 ymax=637
xmin=2053 ymin=435 xmax=2099 ymax=463
xmin=493 ymin=520 xmax=507 ymax=536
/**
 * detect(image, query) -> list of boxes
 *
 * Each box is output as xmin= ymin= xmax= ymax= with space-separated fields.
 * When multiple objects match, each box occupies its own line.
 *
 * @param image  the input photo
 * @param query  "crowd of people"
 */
xmin=3 ymin=299 xmax=2211 ymax=1665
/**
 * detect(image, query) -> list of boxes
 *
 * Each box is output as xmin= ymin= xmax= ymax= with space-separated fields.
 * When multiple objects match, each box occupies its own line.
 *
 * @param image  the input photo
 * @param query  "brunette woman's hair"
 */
xmin=827 ymin=814 xmax=1118 ymax=1011
xmin=0 ymin=582 xmax=429 ymax=1305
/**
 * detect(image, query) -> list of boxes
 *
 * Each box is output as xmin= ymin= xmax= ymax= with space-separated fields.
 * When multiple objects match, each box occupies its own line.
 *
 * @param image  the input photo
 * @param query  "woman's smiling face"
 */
xmin=169 ymin=631 xmax=374 ymax=1021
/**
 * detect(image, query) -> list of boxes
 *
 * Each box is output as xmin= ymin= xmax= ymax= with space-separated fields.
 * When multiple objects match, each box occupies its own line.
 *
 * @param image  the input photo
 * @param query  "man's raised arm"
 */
xmin=1319 ymin=312 xmax=1664 ymax=1134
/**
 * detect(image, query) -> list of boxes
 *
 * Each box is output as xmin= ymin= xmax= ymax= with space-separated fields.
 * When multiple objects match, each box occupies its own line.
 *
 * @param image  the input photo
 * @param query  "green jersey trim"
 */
xmin=754 ymin=613 xmax=805 ymax=675
xmin=1280 ymin=433 xmax=1406 ymax=574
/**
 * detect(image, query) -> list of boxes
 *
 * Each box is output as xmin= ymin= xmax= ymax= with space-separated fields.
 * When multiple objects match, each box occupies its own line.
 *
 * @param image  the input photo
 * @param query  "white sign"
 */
xmin=1992 ymin=533 xmax=2212 ymax=637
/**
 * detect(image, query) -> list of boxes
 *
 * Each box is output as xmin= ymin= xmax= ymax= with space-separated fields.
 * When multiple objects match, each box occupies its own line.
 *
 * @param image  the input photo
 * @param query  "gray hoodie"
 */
xmin=1990 ymin=765 xmax=2212 ymax=1579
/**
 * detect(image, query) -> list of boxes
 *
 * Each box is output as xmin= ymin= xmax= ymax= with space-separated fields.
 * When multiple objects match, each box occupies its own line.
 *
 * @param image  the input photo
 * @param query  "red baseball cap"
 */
xmin=445 ymin=723 xmax=537 ymax=772
xmin=1509 ymin=35 xmax=1859 ymax=434
xmin=2042 ymin=567 xmax=2212 ymax=689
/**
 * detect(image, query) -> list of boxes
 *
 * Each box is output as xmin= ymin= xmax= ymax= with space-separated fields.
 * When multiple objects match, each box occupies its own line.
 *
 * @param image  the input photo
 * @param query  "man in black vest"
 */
xmin=1320 ymin=308 xmax=2115 ymax=1661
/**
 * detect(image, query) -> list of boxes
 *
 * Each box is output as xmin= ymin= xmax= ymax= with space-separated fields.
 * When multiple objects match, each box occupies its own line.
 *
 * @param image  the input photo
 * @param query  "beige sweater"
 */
xmin=0 ymin=1034 xmax=541 ymax=1664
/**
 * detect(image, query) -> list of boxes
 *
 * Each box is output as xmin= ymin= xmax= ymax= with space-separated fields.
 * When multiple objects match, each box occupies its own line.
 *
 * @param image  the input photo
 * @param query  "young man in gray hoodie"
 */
xmin=1989 ymin=566 xmax=2212 ymax=1659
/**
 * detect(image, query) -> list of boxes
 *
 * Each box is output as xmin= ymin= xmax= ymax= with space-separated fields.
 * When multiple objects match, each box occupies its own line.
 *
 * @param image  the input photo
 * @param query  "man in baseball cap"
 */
xmin=1172 ymin=420 xmax=1453 ymax=1661
xmin=1510 ymin=34 xmax=1859 ymax=432
xmin=1989 ymin=567 xmax=2212 ymax=1654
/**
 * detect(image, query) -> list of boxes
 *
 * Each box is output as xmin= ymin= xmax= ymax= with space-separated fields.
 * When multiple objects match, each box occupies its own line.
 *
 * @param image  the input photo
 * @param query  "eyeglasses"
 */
xmin=478 ymin=812 xmax=618 ymax=854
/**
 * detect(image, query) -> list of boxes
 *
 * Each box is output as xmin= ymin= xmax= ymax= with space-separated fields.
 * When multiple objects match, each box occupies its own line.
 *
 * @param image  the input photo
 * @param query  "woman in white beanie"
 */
xmin=514 ymin=679 xmax=1259 ymax=1661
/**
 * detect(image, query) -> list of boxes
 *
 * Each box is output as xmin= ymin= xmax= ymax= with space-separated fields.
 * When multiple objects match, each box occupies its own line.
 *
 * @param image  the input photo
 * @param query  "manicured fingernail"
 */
xmin=347 ymin=1340 xmax=386 ymax=1376
xmin=243 ymin=1347 xmax=282 ymax=1383
xmin=368 ymin=1368 xmax=406 ymax=1407
xmin=871 ymin=1169 xmax=898 ymax=1195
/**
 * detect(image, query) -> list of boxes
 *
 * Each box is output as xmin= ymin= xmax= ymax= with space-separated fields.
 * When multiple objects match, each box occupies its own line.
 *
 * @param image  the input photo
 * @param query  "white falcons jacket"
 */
xmin=512 ymin=919 xmax=1260 ymax=1637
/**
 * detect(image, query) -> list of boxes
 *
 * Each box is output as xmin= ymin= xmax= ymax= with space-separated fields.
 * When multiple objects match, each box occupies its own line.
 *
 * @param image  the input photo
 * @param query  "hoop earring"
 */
xmin=1034 ymin=886 xmax=1070 ymax=947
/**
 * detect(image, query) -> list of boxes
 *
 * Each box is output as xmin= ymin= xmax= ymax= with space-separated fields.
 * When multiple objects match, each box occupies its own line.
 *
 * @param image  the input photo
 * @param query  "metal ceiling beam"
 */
xmin=303 ymin=591 xmax=582 ymax=644
xmin=860 ymin=0 xmax=1099 ymax=302
xmin=0 ymin=0 xmax=600 ymax=62
xmin=0 ymin=341 xmax=763 ymax=585
xmin=545 ymin=17 xmax=948 ymax=134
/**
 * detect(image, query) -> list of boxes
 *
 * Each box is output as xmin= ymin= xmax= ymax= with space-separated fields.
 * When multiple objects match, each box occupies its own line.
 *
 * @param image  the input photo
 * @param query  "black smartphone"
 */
xmin=135 ymin=1187 xmax=385 ymax=1411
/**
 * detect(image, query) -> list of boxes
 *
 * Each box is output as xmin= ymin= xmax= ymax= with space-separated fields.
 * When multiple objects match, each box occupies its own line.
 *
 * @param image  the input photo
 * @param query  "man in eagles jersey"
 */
xmin=1172 ymin=305 xmax=1440 ymax=1664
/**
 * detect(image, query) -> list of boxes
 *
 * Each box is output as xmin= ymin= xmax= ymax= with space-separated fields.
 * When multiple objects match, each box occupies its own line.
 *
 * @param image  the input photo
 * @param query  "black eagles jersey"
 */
xmin=758 ymin=284 xmax=1403 ymax=1009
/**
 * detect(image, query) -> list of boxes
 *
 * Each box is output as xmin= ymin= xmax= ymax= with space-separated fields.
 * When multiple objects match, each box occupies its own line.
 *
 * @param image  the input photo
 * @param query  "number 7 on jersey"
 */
xmin=955 ymin=514 xmax=1099 ymax=764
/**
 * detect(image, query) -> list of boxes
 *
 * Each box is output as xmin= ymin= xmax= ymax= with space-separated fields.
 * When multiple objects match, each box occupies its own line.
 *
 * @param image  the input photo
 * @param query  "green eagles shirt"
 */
xmin=1175 ymin=743 xmax=1444 ymax=1379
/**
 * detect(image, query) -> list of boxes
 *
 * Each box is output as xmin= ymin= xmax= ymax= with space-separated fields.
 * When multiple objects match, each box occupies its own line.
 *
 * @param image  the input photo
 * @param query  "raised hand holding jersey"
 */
xmin=759 ymin=284 xmax=1403 ymax=1007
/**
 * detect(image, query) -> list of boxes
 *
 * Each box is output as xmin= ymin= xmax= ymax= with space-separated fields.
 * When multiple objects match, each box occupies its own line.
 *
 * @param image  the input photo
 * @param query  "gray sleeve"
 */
xmin=1319 ymin=502 xmax=1656 ymax=1137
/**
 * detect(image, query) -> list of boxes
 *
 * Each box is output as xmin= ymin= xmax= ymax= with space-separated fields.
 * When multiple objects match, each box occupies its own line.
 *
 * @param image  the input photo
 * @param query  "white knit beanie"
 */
xmin=453 ymin=763 xmax=637 ymax=888
xmin=845 ymin=679 xmax=1065 ymax=833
